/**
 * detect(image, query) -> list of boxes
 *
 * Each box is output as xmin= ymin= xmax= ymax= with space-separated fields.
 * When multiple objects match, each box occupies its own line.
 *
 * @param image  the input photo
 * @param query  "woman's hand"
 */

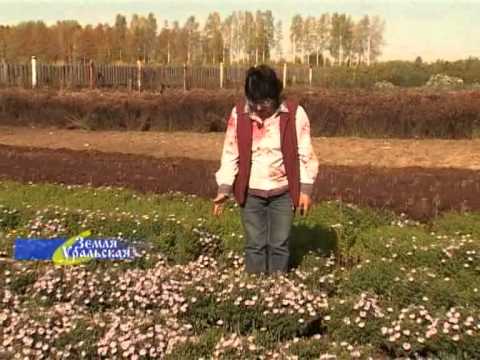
xmin=297 ymin=192 xmax=312 ymax=216
xmin=212 ymin=193 xmax=229 ymax=216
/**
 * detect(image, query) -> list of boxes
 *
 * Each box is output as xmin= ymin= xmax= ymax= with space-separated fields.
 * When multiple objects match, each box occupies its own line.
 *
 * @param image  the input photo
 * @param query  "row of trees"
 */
xmin=0 ymin=11 xmax=385 ymax=65
xmin=290 ymin=13 xmax=385 ymax=66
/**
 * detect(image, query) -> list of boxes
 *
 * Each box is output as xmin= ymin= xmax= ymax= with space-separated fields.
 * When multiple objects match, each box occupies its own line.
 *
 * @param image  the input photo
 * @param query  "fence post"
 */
xmin=60 ymin=64 xmax=64 ymax=91
xmin=1 ymin=61 xmax=7 ymax=86
xmin=283 ymin=62 xmax=287 ymax=88
xmin=31 ymin=56 xmax=37 ymax=88
xmin=183 ymin=63 xmax=187 ymax=92
xmin=89 ymin=60 xmax=96 ymax=89
xmin=137 ymin=59 xmax=142 ymax=93
xmin=219 ymin=62 xmax=224 ymax=89
xmin=309 ymin=66 xmax=313 ymax=87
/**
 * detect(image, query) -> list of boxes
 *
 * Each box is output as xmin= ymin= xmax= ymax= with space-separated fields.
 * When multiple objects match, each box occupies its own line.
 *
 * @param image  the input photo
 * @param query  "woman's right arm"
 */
xmin=214 ymin=107 xmax=239 ymax=197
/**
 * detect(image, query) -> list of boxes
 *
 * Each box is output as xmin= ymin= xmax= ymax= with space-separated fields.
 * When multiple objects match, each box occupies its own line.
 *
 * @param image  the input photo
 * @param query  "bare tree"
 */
xmin=369 ymin=15 xmax=386 ymax=64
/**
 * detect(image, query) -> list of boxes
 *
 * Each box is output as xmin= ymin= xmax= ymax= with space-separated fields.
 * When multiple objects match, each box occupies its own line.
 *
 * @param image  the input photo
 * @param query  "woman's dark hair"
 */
xmin=244 ymin=65 xmax=283 ymax=108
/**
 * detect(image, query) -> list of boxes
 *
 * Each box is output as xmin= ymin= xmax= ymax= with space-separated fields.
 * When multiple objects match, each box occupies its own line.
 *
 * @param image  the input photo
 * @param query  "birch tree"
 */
xmin=303 ymin=16 xmax=317 ymax=65
xmin=274 ymin=20 xmax=283 ymax=61
xmin=369 ymin=15 xmax=385 ymax=63
xmin=290 ymin=14 xmax=303 ymax=63
xmin=316 ymin=14 xmax=330 ymax=66
xmin=113 ymin=14 xmax=127 ymax=62
xmin=203 ymin=12 xmax=223 ymax=64
xmin=183 ymin=16 xmax=200 ymax=64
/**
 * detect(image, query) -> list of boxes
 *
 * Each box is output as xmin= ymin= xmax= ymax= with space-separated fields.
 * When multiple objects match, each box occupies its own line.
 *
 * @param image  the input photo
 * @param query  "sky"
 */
xmin=0 ymin=0 xmax=479 ymax=62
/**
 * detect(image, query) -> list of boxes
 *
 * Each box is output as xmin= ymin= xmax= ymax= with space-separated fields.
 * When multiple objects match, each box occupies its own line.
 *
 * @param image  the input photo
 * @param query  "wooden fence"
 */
xmin=0 ymin=57 xmax=313 ymax=90
xmin=0 ymin=59 xmax=319 ymax=91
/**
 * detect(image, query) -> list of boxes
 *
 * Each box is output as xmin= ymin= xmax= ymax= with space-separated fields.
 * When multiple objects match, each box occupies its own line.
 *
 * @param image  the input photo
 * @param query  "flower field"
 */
xmin=0 ymin=180 xmax=479 ymax=359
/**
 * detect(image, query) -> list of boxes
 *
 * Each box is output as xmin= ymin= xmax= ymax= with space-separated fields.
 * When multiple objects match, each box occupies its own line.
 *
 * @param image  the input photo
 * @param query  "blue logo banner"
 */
xmin=14 ymin=230 xmax=140 ymax=265
xmin=15 ymin=238 xmax=65 ymax=260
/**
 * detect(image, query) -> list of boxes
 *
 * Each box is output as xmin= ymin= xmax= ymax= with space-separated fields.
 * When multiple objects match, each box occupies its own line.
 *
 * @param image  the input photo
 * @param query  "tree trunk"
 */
xmin=292 ymin=41 xmax=295 ymax=63
xmin=167 ymin=41 xmax=171 ymax=64
xmin=367 ymin=35 xmax=371 ymax=66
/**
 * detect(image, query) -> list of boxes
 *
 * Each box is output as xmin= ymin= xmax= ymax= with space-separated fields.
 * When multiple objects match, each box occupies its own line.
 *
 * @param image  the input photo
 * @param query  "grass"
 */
xmin=0 ymin=179 xmax=479 ymax=359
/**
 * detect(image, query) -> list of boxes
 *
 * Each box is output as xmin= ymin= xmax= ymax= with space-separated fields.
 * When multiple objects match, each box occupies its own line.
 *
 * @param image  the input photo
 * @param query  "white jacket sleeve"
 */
xmin=295 ymin=105 xmax=319 ymax=196
xmin=214 ymin=106 xmax=239 ymax=196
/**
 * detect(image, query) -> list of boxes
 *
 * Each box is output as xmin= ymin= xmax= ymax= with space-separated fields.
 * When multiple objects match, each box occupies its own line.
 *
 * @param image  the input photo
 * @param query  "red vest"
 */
xmin=232 ymin=99 xmax=301 ymax=208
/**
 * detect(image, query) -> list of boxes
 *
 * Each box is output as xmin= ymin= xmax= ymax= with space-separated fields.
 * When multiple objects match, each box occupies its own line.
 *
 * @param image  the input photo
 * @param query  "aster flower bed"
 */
xmin=1 ymin=180 xmax=480 ymax=359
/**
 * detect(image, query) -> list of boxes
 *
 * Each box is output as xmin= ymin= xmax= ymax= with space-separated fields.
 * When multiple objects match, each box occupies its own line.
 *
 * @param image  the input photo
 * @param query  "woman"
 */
xmin=212 ymin=64 xmax=319 ymax=275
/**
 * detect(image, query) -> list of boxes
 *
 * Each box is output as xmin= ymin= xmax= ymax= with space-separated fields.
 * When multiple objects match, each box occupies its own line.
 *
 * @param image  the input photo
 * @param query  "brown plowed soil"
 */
xmin=1 ymin=143 xmax=479 ymax=220
xmin=1 ymin=126 xmax=480 ymax=170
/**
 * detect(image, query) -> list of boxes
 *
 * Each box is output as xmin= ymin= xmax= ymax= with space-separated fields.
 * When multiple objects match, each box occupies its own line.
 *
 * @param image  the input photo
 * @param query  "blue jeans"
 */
xmin=239 ymin=191 xmax=294 ymax=274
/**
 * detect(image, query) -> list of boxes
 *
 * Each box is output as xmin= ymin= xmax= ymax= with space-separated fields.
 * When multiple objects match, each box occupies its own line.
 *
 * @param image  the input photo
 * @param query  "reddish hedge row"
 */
xmin=1 ymin=88 xmax=479 ymax=138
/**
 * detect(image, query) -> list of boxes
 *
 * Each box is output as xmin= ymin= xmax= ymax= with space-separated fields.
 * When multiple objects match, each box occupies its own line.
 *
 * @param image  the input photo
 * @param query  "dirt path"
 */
xmin=1 ymin=126 xmax=479 ymax=170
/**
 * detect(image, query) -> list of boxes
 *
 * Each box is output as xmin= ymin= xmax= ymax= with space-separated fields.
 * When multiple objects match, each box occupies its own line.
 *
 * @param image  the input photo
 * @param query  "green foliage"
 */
xmin=431 ymin=211 xmax=480 ymax=239
xmin=165 ymin=329 xmax=222 ymax=360
xmin=54 ymin=319 xmax=100 ymax=359
xmin=340 ymin=260 xmax=426 ymax=307
xmin=184 ymin=295 xmax=304 ymax=344
xmin=326 ymin=296 xmax=388 ymax=348
xmin=314 ymin=59 xmax=480 ymax=88
xmin=8 ymin=267 xmax=38 ymax=295
xmin=153 ymin=222 xmax=202 ymax=264
xmin=0 ymin=204 xmax=23 ymax=231
xmin=350 ymin=225 xmax=443 ymax=268
xmin=287 ymin=338 xmax=331 ymax=359
xmin=328 ymin=202 xmax=395 ymax=258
